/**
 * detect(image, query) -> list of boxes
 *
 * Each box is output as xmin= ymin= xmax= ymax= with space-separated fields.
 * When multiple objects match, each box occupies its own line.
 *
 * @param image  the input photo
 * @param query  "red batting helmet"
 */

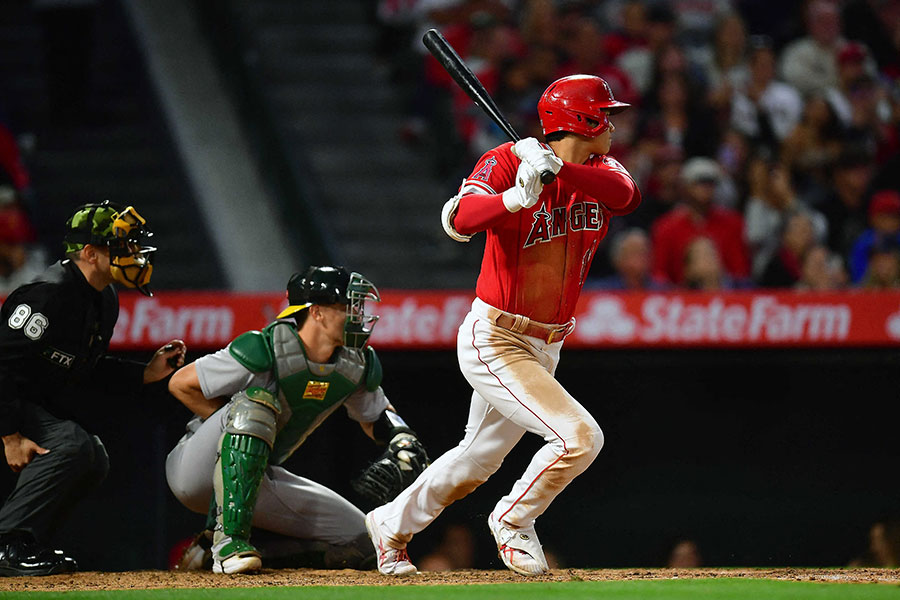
xmin=538 ymin=75 xmax=630 ymax=137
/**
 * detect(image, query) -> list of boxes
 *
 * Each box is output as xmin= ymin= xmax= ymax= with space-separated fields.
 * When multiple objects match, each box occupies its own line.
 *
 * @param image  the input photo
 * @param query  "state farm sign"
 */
xmin=112 ymin=292 xmax=287 ymax=349
xmin=107 ymin=290 xmax=900 ymax=350
xmin=574 ymin=294 xmax=854 ymax=346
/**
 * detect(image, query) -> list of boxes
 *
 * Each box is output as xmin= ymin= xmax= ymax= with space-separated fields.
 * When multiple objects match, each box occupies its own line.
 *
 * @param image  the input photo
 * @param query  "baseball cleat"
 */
xmin=488 ymin=512 xmax=550 ymax=576
xmin=211 ymin=536 xmax=262 ymax=574
xmin=365 ymin=511 xmax=417 ymax=576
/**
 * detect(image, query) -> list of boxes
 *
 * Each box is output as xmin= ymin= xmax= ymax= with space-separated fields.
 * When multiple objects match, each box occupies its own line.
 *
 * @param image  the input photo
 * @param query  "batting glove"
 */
xmin=502 ymin=161 xmax=543 ymax=212
xmin=512 ymin=138 xmax=563 ymax=175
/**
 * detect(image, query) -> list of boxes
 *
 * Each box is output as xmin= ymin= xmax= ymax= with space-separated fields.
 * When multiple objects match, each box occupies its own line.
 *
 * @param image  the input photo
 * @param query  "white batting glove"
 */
xmin=502 ymin=161 xmax=543 ymax=212
xmin=512 ymin=138 xmax=563 ymax=175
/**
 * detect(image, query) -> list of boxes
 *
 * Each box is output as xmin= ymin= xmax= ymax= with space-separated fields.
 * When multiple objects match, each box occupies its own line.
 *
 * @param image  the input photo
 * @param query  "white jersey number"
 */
xmin=7 ymin=304 xmax=49 ymax=340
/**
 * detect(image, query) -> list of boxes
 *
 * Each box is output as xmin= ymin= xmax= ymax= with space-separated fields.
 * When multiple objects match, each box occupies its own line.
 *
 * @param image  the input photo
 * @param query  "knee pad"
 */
xmin=224 ymin=387 xmax=281 ymax=448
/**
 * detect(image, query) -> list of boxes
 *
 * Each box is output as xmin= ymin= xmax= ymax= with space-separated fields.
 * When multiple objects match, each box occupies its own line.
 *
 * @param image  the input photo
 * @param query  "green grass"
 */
xmin=6 ymin=580 xmax=900 ymax=600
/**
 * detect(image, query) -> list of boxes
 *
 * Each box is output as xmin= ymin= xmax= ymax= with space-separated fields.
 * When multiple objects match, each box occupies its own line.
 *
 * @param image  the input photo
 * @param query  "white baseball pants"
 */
xmin=166 ymin=407 xmax=366 ymax=545
xmin=372 ymin=298 xmax=603 ymax=546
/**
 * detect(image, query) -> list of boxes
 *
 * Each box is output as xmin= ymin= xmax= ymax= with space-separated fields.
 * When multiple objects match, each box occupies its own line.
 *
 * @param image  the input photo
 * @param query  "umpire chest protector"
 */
xmin=228 ymin=320 xmax=382 ymax=464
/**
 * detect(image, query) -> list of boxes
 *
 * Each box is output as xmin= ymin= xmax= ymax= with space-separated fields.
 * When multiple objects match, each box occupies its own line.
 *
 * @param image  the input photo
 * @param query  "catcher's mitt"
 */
xmin=351 ymin=433 xmax=429 ymax=505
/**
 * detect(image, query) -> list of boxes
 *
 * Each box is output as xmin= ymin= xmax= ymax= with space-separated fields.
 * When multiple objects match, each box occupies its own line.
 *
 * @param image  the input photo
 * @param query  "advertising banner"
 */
xmin=106 ymin=290 xmax=900 ymax=350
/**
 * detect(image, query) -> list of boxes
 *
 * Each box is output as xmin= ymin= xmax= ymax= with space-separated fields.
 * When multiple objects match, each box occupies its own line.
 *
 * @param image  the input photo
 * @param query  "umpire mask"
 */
xmin=108 ymin=206 xmax=155 ymax=296
xmin=64 ymin=201 xmax=156 ymax=296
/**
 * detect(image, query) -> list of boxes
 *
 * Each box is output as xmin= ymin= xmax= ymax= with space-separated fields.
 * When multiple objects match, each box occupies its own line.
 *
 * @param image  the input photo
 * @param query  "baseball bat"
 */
xmin=422 ymin=28 xmax=556 ymax=184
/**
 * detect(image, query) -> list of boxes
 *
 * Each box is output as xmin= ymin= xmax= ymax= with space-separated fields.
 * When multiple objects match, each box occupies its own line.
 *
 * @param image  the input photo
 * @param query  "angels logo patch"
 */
xmin=471 ymin=157 xmax=497 ymax=182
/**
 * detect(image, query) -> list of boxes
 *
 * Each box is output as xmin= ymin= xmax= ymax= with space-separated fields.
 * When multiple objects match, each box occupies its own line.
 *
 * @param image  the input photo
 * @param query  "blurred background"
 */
xmin=0 ymin=0 xmax=898 ymax=572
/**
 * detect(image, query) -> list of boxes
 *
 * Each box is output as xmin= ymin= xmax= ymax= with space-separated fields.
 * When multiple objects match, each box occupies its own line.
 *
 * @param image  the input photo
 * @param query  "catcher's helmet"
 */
xmin=278 ymin=265 xmax=381 ymax=348
xmin=63 ymin=200 xmax=156 ymax=296
xmin=538 ymin=74 xmax=630 ymax=138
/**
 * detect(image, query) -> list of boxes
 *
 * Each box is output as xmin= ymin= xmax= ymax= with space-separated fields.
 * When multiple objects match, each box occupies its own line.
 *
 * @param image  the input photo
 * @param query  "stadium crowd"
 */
xmin=373 ymin=0 xmax=900 ymax=290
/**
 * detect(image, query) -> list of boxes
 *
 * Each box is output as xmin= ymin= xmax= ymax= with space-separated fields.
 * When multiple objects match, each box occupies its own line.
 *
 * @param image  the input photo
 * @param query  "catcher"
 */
xmin=165 ymin=265 xmax=428 ymax=574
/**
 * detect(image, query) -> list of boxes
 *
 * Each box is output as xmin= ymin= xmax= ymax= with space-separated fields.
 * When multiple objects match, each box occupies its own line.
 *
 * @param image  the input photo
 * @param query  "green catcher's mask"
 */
xmin=277 ymin=265 xmax=381 ymax=348
xmin=63 ymin=201 xmax=156 ymax=296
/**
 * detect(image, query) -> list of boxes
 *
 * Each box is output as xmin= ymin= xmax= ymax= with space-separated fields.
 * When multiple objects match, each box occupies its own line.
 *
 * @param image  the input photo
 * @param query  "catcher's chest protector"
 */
xmin=265 ymin=322 xmax=367 ymax=464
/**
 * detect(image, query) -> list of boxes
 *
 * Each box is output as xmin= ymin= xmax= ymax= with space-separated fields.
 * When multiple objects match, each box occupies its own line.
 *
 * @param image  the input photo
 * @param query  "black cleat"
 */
xmin=0 ymin=532 xmax=78 ymax=577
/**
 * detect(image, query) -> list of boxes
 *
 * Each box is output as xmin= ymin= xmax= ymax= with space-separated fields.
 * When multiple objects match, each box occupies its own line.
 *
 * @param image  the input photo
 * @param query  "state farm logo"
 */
xmin=575 ymin=295 xmax=852 ymax=345
xmin=112 ymin=298 xmax=235 ymax=345
xmin=578 ymin=297 xmax=638 ymax=342
xmin=372 ymin=296 xmax=472 ymax=345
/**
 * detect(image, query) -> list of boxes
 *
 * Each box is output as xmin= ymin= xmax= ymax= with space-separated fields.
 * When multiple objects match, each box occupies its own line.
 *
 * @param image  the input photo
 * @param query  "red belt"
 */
xmin=493 ymin=313 xmax=575 ymax=344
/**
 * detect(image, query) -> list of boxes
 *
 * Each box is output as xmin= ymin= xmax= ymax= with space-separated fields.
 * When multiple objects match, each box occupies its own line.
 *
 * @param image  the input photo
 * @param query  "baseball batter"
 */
xmin=165 ymin=266 xmax=428 ymax=574
xmin=366 ymin=75 xmax=641 ymax=576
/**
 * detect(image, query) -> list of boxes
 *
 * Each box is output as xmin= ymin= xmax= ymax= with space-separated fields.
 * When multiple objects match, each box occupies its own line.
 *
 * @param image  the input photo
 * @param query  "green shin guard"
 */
xmin=213 ymin=432 xmax=271 ymax=555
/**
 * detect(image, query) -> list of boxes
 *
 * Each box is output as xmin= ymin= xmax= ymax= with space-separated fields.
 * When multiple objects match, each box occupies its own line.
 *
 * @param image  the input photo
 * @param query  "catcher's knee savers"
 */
xmin=224 ymin=387 xmax=282 ymax=447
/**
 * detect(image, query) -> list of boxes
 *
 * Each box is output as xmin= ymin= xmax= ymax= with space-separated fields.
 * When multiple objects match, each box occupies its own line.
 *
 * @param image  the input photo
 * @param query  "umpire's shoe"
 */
xmin=0 ymin=531 xmax=78 ymax=577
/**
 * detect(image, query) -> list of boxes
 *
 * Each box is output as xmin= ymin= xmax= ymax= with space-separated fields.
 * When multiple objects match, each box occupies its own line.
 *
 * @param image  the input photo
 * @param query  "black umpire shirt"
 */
xmin=0 ymin=259 xmax=145 ymax=437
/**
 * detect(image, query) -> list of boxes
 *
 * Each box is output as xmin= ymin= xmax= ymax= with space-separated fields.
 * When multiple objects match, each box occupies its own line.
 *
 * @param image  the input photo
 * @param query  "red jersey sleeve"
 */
xmin=452 ymin=143 xmax=519 ymax=235
xmin=557 ymin=155 xmax=641 ymax=215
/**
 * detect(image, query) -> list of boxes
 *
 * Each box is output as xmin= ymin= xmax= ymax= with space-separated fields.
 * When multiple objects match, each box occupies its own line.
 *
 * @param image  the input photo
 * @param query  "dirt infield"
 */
xmin=1 ymin=568 xmax=899 ymax=591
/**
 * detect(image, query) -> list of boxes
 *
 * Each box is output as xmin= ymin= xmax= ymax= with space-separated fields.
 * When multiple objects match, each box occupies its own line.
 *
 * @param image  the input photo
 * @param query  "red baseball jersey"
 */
xmin=453 ymin=142 xmax=641 ymax=324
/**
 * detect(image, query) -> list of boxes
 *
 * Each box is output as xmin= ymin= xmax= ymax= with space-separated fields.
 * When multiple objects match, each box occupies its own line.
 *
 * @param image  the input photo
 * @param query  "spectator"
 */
xmin=744 ymin=159 xmax=827 ymax=280
xmin=696 ymin=12 xmax=751 ymax=117
xmin=814 ymin=148 xmax=875 ymax=258
xmin=624 ymin=144 xmax=683 ymax=230
xmin=496 ymin=46 xmax=559 ymax=141
xmin=590 ymin=228 xmax=667 ymax=291
xmin=652 ymin=157 xmax=750 ymax=285
xmin=778 ymin=0 xmax=845 ymax=98
xmin=0 ymin=204 xmax=46 ymax=295
xmin=683 ymin=236 xmax=733 ymax=290
xmin=635 ymin=67 xmax=719 ymax=158
xmin=600 ymin=0 xmax=649 ymax=63
xmin=556 ymin=18 xmax=639 ymax=106
xmin=840 ymin=0 xmax=900 ymax=80
xmin=860 ymin=237 xmax=900 ymax=290
xmin=780 ymin=95 xmax=844 ymax=197
xmin=795 ymin=244 xmax=846 ymax=291
xmin=669 ymin=0 xmax=733 ymax=49
xmin=840 ymin=73 xmax=899 ymax=167
xmin=616 ymin=1 xmax=679 ymax=96
xmin=0 ymin=122 xmax=30 ymax=195
xmin=848 ymin=190 xmax=900 ymax=284
xmin=449 ymin=14 xmax=523 ymax=160
xmin=730 ymin=36 xmax=805 ymax=154
xmin=518 ymin=0 xmax=558 ymax=48
xmin=824 ymin=42 xmax=880 ymax=128
xmin=715 ymin=128 xmax=752 ymax=209
xmin=758 ymin=211 xmax=817 ymax=288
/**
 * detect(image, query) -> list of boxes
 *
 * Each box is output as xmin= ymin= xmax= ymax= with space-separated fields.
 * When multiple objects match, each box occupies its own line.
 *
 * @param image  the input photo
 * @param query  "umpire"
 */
xmin=0 ymin=201 xmax=185 ymax=576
